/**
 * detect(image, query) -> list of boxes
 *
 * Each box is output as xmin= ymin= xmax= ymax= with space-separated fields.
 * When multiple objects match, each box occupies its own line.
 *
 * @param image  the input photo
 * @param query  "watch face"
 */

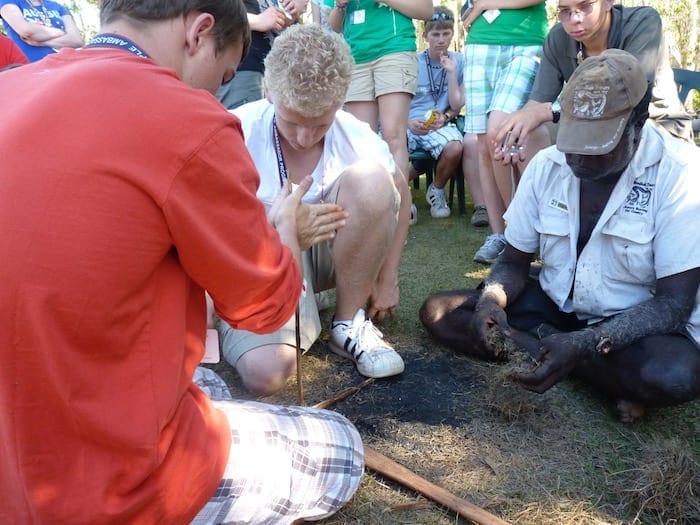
xmin=596 ymin=336 xmax=612 ymax=355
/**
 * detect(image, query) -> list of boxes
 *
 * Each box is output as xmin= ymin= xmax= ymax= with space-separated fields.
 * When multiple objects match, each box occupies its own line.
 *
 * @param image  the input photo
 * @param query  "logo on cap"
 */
xmin=573 ymin=85 xmax=609 ymax=119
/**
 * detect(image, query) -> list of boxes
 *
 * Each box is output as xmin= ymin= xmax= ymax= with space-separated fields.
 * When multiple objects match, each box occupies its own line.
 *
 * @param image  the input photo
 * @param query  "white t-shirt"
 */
xmin=232 ymin=100 xmax=395 ymax=208
xmin=504 ymin=123 xmax=700 ymax=345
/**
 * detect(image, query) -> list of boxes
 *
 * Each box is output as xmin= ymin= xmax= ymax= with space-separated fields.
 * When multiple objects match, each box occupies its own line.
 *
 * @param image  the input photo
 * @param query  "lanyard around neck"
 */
xmin=85 ymin=34 xmax=150 ymax=59
xmin=272 ymin=115 xmax=288 ymax=189
xmin=423 ymin=50 xmax=447 ymax=106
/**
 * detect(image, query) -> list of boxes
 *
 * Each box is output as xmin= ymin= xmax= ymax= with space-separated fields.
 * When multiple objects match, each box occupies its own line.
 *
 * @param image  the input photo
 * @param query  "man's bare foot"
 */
xmin=614 ymin=399 xmax=646 ymax=423
xmin=485 ymin=325 xmax=517 ymax=360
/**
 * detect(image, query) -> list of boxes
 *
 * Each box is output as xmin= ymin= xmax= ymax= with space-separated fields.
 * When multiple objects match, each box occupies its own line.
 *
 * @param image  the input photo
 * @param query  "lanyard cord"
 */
xmin=423 ymin=50 xmax=447 ymax=106
xmin=85 ymin=34 xmax=150 ymax=59
xmin=272 ymin=115 xmax=289 ymax=189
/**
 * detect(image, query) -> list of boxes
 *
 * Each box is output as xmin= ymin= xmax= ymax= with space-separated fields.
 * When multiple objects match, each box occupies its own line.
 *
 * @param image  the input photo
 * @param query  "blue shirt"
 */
xmin=0 ymin=0 xmax=70 ymax=62
xmin=409 ymin=50 xmax=464 ymax=121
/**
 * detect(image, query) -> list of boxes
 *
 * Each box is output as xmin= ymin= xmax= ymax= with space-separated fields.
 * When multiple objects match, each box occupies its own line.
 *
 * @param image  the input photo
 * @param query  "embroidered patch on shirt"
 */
xmin=622 ymin=182 xmax=654 ymax=216
xmin=548 ymin=198 xmax=568 ymax=212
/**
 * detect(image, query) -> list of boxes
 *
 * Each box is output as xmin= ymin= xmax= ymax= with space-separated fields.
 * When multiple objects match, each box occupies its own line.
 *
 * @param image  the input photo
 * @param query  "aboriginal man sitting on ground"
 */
xmin=420 ymin=49 xmax=700 ymax=423
xmin=216 ymin=23 xmax=411 ymax=395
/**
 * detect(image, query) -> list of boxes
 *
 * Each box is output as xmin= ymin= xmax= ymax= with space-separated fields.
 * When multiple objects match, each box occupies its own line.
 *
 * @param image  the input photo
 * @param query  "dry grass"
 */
xmin=208 ymin=178 xmax=700 ymax=525
xmin=610 ymin=437 xmax=700 ymax=524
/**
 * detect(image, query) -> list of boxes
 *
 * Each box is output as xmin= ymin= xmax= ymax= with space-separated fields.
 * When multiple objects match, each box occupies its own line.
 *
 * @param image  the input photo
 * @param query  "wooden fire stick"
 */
xmin=294 ymin=307 xmax=304 ymax=406
xmin=363 ymin=447 xmax=511 ymax=525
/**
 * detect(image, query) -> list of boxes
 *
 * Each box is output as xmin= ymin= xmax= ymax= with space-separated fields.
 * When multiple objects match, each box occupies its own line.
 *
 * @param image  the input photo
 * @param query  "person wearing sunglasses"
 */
xmin=407 ymin=6 xmax=487 ymax=224
xmin=495 ymin=0 xmax=693 ymax=162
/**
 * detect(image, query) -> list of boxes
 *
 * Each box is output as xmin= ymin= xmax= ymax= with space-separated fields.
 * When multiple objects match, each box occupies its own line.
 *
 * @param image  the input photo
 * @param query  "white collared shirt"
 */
xmin=505 ymin=123 xmax=700 ymax=345
xmin=232 ymin=100 xmax=395 ymax=207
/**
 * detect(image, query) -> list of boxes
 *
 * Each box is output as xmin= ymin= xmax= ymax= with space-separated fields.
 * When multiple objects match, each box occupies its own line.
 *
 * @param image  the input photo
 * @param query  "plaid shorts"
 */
xmin=463 ymin=44 xmax=541 ymax=134
xmin=191 ymin=367 xmax=365 ymax=525
xmin=407 ymin=124 xmax=464 ymax=159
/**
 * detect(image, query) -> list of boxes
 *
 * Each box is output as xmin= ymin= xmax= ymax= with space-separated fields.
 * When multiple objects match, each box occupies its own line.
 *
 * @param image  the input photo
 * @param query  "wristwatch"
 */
xmin=595 ymin=335 xmax=613 ymax=355
xmin=551 ymin=109 xmax=560 ymax=124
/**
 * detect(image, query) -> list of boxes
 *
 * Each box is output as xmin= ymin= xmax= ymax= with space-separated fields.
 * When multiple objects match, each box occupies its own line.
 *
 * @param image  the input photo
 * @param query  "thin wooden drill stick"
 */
xmin=295 ymin=306 xmax=304 ymax=406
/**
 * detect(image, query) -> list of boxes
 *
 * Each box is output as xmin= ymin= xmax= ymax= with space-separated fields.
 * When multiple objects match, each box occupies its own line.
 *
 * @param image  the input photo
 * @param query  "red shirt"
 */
xmin=0 ymin=49 xmax=300 ymax=523
xmin=0 ymin=34 xmax=28 ymax=69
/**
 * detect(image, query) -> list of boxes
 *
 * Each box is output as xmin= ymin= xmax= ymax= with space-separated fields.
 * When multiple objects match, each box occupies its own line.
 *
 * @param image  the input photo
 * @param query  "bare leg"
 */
xmin=344 ymin=100 xmax=379 ymax=132
xmin=346 ymin=96 xmax=413 ymax=230
xmin=377 ymin=91 xmax=412 ymax=181
xmin=419 ymin=289 xmax=496 ymax=360
xmin=462 ymin=132 xmax=485 ymax=207
xmin=476 ymin=132 xmax=506 ymax=234
xmin=433 ymin=140 xmax=462 ymax=190
xmin=333 ymin=160 xmax=398 ymax=320
xmin=486 ymin=110 xmax=519 ymax=208
xmin=229 ymin=158 xmax=403 ymax=395
xmin=573 ymin=334 xmax=700 ymax=408
xmin=422 ymin=284 xmax=700 ymax=415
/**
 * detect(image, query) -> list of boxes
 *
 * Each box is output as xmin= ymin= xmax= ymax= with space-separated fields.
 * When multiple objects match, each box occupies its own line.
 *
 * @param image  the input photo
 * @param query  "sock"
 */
xmin=331 ymin=319 xmax=351 ymax=330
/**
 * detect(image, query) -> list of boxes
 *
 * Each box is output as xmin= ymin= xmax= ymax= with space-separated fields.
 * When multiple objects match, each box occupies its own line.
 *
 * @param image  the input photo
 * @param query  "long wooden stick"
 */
xmin=364 ymin=446 xmax=511 ymax=525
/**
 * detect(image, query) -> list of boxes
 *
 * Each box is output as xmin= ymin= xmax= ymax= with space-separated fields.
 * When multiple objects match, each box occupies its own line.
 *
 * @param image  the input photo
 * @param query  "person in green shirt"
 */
xmin=461 ymin=0 xmax=551 ymax=265
xmin=328 ymin=0 xmax=432 ymax=194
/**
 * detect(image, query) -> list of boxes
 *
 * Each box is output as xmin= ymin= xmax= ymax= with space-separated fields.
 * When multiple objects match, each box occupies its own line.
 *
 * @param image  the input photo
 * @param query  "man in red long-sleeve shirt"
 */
xmin=0 ymin=1 xmax=363 ymax=523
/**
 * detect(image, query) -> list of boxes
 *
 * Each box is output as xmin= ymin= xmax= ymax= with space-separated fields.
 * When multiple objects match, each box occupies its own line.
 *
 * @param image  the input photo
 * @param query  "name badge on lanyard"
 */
xmin=351 ymin=9 xmax=365 ymax=24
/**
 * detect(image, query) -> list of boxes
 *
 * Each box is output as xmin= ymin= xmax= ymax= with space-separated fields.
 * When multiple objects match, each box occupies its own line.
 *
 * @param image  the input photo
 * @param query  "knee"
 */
xmin=236 ymin=345 xmax=296 ymax=396
xmin=639 ymin=357 xmax=700 ymax=406
xmin=463 ymin=133 xmax=478 ymax=150
xmin=439 ymin=141 xmax=462 ymax=162
xmin=475 ymin=134 xmax=494 ymax=160
xmin=339 ymin=160 xmax=396 ymax=208
xmin=419 ymin=296 xmax=441 ymax=332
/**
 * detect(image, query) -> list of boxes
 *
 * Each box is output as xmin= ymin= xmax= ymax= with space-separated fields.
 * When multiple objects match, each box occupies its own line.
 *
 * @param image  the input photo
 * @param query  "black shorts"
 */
xmin=504 ymin=279 xmax=587 ymax=334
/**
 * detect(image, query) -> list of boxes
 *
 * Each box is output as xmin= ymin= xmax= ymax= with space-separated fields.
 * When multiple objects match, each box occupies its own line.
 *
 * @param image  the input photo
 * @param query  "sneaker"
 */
xmin=409 ymin=203 xmax=418 ymax=226
xmin=473 ymin=233 xmax=506 ymax=264
xmin=425 ymin=183 xmax=451 ymax=219
xmin=471 ymin=205 xmax=489 ymax=227
xmin=329 ymin=309 xmax=405 ymax=378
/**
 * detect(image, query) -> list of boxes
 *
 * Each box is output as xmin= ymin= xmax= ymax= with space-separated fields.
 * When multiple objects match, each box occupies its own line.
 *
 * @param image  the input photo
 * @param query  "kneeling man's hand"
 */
xmin=295 ymin=202 xmax=348 ymax=250
xmin=511 ymin=332 xmax=589 ymax=393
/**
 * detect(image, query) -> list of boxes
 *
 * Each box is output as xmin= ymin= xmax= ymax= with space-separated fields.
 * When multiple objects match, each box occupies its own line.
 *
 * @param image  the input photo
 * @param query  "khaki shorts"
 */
xmin=217 ymin=177 xmax=342 ymax=366
xmin=346 ymin=51 xmax=418 ymax=102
